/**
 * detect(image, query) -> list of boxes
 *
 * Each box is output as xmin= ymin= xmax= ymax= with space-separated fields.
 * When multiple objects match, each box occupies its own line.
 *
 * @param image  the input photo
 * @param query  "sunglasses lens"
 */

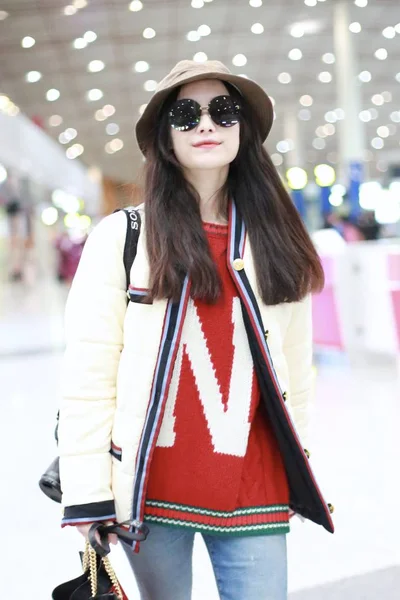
xmin=209 ymin=96 xmax=240 ymax=127
xmin=168 ymin=99 xmax=200 ymax=131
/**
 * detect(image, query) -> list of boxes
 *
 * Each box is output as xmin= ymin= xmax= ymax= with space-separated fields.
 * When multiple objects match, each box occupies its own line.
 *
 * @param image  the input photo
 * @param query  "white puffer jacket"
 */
xmin=58 ymin=202 xmax=334 ymax=535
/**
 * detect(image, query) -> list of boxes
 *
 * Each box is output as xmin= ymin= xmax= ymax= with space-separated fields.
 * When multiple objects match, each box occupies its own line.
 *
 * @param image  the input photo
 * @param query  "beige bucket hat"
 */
xmin=135 ymin=59 xmax=274 ymax=155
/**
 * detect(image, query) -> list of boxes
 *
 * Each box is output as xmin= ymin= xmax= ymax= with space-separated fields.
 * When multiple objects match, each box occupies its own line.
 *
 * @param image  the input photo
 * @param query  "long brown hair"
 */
xmin=143 ymin=83 xmax=324 ymax=305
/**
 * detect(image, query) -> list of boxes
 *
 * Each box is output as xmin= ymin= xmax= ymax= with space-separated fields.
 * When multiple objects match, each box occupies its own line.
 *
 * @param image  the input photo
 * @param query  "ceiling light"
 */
xmin=103 ymin=104 xmax=116 ymax=116
xmin=105 ymin=139 xmax=124 ymax=154
xmin=304 ymin=0 xmax=317 ymax=6
xmin=191 ymin=0 xmax=204 ymax=7
xmin=194 ymin=52 xmax=208 ymax=62
xmin=322 ymin=53 xmax=335 ymax=64
xmin=359 ymin=110 xmax=371 ymax=122
xmin=59 ymin=132 xmax=70 ymax=144
xmin=66 ymin=144 xmax=84 ymax=159
xmin=64 ymin=5 xmax=77 ymax=16
xmin=22 ymin=36 xmax=36 ymax=48
xmin=111 ymin=139 xmax=124 ymax=151
xmin=276 ymin=140 xmax=291 ymax=153
xmin=73 ymin=37 xmax=87 ymax=49
xmin=232 ymin=54 xmax=247 ymax=67
xmin=349 ymin=22 xmax=362 ymax=33
xmin=0 ymin=10 xmax=9 ymax=20
xmin=313 ymin=138 xmax=326 ymax=150
xmin=324 ymin=124 xmax=336 ymax=136
xmin=325 ymin=111 xmax=337 ymax=123
xmin=95 ymin=109 xmax=107 ymax=121
xmin=318 ymin=71 xmax=332 ymax=83
xmin=129 ymin=0 xmax=143 ymax=11
xmin=371 ymin=94 xmax=384 ymax=106
xmin=86 ymin=88 xmax=103 ymax=101
xmin=271 ymin=154 xmax=283 ymax=166
xmin=106 ymin=123 xmax=120 ymax=135
xmin=390 ymin=111 xmax=400 ymax=123
xmin=251 ymin=23 xmax=264 ymax=34
xmin=134 ymin=61 xmax=150 ymax=72
xmin=358 ymin=70 xmax=371 ymax=82
xmin=187 ymin=30 xmax=201 ymax=41
xmin=25 ymin=71 xmax=42 ymax=83
xmin=143 ymin=28 xmax=156 ymax=39
xmin=382 ymin=26 xmax=395 ymax=39
xmin=73 ymin=0 xmax=88 ymax=7
xmin=371 ymin=137 xmax=384 ymax=149
xmin=49 ymin=115 xmax=63 ymax=127
xmin=290 ymin=24 xmax=304 ymax=38
xmin=139 ymin=104 xmax=147 ymax=115
xmin=354 ymin=0 xmax=368 ymax=6
xmin=46 ymin=88 xmax=60 ymax=101
xmin=249 ymin=0 xmax=263 ymax=6
xmin=377 ymin=126 xmax=389 ymax=138
xmin=334 ymin=108 xmax=345 ymax=119
xmin=375 ymin=48 xmax=388 ymax=60
xmin=298 ymin=109 xmax=311 ymax=120
xmin=88 ymin=60 xmax=105 ymax=73
xmin=65 ymin=128 xmax=77 ymax=140
xmin=382 ymin=91 xmax=392 ymax=102
xmin=41 ymin=207 xmax=59 ymax=226
xmin=288 ymin=49 xmax=302 ymax=60
xmin=84 ymin=31 xmax=97 ymax=43
xmin=300 ymin=94 xmax=313 ymax=106
xmin=198 ymin=24 xmax=211 ymax=36
xmin=144 ymin=79 xmax=157 ymax=91
xmin=316 ymin=126 xmax=327 ymax=138
xmin=278 ymin=72 xmax=292 ymax=84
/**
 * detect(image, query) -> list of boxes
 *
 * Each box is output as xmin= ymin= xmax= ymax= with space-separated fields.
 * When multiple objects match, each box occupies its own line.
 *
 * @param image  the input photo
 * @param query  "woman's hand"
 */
xmin=76 ymin=521 xmax=118 ymax=546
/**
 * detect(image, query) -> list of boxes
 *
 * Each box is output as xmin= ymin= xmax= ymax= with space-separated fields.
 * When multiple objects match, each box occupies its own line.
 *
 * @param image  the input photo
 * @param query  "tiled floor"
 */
xmin=1 ymin=275 xmax=399 ymax=598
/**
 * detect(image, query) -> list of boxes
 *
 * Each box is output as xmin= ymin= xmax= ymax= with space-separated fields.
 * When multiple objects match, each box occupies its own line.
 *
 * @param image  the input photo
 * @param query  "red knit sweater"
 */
xmin=144 ymin=222 xmax=290 ymax=536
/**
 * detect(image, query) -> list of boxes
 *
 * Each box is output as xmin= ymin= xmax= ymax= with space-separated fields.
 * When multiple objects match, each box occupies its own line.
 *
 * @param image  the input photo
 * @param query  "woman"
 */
xmin=58 ymin=60 xmax=334 ymax=600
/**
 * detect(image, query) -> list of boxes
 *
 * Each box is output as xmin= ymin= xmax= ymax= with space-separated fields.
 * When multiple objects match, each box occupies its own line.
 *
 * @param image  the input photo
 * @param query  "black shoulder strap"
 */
xmin=113 ymin=207 xmax=142 ymax=291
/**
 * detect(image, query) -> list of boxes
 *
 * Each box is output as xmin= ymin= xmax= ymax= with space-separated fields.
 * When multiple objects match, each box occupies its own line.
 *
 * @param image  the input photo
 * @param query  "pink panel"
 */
xmin=388 ymin=254 xmax=400 ymax=282
xmin=388 ymin=251 xmax=400 ymax=349
xmin=320 ymin=256 xmax=335 ymax=286
xmin=312 ymin=289 xmax=343 ymax=349
xmin=312 ymin=255 xmax=343 ymax=349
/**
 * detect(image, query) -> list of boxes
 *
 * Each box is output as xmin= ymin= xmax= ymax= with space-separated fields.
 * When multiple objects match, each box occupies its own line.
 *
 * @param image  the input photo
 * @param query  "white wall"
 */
xmin=0 ymin=111 xmax=100 ymax=213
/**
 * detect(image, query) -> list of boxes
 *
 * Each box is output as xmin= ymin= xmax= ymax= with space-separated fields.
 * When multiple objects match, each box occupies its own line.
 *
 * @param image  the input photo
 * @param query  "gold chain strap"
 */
xmin=103 ymin=555 xmax=123 ymax=599
xmin=83 ymin=541 xmax=123 ymax=599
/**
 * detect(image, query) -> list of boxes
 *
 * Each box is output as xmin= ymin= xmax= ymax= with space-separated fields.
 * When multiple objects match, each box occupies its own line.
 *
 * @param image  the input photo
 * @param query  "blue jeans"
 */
xmin=122 ymin=523 xmax=287 ymax=600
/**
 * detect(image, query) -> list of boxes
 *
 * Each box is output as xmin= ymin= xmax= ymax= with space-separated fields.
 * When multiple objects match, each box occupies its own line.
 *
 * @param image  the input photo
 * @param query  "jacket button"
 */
xmin=328 ymin=503 xmax=335 ymax=514
xmin=232 ymin=258 xmax=245 ymax=271
xmin=304 ymin=449 xmax=310 ymax=459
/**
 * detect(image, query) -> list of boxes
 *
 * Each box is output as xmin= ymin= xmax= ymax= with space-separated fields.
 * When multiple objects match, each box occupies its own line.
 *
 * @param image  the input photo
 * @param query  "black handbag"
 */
xmin=52 ymin=536 xmax=125 ymax=599
xmin=39 ymin=208 xmax=141 ymax=504
xmin=51 ymin=517 xmax=148 ymax=599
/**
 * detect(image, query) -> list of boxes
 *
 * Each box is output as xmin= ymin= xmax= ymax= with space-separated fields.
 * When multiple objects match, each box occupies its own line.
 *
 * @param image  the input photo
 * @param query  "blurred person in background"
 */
xmin=1 ymin=171 xmax=27 ymax=281
xmin=357 ymin=210 xmax=381 ymax=241
xmin=57 ymin=60 xmax=334 ymax=600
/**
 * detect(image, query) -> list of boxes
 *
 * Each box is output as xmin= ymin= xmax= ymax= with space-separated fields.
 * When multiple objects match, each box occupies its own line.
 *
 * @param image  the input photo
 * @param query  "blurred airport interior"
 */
xmin=0 ymin=0 xmax=399 ymax=598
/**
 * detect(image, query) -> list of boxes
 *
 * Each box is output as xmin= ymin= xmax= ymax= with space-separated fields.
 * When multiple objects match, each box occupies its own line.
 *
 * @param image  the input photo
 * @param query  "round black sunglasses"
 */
xmin=168 ymin=95 xmax=241 ymax=131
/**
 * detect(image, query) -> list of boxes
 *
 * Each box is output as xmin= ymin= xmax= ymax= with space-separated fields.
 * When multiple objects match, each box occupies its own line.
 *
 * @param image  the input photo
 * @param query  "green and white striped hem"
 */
xmin=145 ymin=500 xmax=289 ymax=519
xmin=143 ymin=514 xmax=290 ymax=537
